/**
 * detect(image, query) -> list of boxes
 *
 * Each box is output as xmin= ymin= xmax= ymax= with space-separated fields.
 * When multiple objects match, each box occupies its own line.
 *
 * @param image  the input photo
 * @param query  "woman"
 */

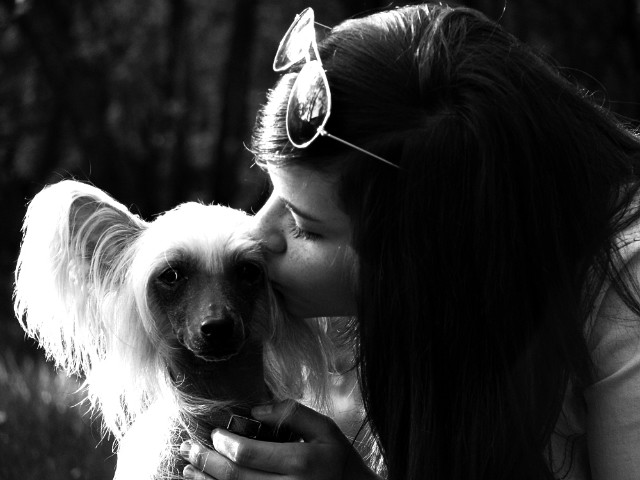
xmin=180 ymin=3 xmax=640 ymax=479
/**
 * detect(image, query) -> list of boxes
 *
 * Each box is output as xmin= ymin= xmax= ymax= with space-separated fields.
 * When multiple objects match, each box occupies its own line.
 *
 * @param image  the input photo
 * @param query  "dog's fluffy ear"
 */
xmin=67 ymin=184 xmax=146 ymax=281
xmin=14 ymin=179 xmax=147 ymax=375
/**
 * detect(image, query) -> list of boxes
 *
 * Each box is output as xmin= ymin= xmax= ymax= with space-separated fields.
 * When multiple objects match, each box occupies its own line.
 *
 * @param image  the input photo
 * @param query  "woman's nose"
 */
xmin=251 ymin=195 xmax=286 ymax=254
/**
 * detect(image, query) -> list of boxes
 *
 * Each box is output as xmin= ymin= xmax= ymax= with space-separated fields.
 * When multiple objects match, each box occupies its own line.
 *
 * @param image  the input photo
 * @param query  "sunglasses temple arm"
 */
xmin=315 ymin=21 xmax=332 ymax=31
xmin=318 ymin=128 xmax=400 ymax=169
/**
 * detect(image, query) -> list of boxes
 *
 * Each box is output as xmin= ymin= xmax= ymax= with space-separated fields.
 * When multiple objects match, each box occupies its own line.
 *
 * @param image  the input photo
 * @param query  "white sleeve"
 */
xmin=585 ymin=250 xmax=640 ymax=480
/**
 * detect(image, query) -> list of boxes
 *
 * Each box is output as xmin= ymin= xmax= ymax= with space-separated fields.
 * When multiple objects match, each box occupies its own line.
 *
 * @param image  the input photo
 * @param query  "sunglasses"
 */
xmin=273 ymin=7 xmax=400 ymax=169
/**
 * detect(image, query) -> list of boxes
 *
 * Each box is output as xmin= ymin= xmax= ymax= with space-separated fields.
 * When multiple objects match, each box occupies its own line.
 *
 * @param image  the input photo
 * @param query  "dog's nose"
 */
xmin=200 ymin=316 xmax=235 ymax=339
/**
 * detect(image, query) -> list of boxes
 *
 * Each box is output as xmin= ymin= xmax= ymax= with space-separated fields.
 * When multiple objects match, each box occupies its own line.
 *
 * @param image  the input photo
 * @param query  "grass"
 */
xmin=0 ymin=349 xmax=117 ymax=480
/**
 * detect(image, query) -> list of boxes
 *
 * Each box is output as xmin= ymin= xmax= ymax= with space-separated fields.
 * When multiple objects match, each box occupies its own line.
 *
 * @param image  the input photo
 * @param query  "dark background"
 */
xmin=0 ymin=0 xmax=638 ymax=478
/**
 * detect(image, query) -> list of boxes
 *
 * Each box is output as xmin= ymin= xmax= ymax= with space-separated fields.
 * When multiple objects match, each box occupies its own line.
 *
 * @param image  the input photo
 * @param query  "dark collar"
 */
xmin=209 ymin=408 xmax=297 ymax=442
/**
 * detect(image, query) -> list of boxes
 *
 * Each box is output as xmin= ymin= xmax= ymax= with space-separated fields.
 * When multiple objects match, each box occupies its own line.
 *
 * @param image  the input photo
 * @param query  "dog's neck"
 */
xmin=195 ymin=343 xmax=270 ymax=404
xmin=170 ymin=339 xmax=271 ymax=407
xmin=168 ymin=339 xmax=291 ymax=460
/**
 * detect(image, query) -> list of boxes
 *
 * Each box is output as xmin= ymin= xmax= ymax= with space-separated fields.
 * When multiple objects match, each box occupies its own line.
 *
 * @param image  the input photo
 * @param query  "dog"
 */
xmin=14 ymin=180 xmax=333 ymax=479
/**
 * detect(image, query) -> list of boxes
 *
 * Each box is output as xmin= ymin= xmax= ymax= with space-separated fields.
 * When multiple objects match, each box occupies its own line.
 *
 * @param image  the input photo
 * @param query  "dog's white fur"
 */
xmin=14 ymin=180 xmax=333 ymax=479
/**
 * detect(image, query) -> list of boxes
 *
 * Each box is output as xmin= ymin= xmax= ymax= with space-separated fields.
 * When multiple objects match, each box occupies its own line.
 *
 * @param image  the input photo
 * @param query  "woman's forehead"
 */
xmin=268 ymin=163 xmax=347 ymax=224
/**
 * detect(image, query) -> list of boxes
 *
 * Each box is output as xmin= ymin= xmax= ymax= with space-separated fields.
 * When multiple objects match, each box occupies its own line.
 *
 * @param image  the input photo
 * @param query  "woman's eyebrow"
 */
xmin=283 ymin=199 xmax=321 ymax=222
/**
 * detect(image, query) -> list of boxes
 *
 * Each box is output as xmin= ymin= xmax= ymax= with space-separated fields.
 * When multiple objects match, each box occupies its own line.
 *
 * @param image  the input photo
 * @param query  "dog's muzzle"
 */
xmin=181 ymin=312 xmax=246 ymax=362
xmin=200 ymin=315 xmax=235 ymax=340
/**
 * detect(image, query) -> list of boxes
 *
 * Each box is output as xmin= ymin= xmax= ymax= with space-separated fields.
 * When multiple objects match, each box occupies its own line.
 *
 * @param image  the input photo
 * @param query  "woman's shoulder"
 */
xmin=549 ymin=218 xmax=640 ymax=480
xmin=587 ymin=218 xmax=640 ymax=371
xmin=576 ymin=218 xmax=640 ymax=479
xmin=615 ymin=216 xmax=640 ymax=262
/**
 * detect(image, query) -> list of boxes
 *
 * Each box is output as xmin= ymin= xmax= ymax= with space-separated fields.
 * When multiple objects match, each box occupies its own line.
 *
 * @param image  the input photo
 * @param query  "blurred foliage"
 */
xmin=0 ymin=0 xmax=638 ymax=477
xmin=0 ymin=350 xmax=117 ymax=479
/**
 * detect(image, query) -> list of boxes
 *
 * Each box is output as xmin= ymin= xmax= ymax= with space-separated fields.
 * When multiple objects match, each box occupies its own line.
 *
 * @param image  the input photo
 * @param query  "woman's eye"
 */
xmin=283 ymin=203 xmax=322 ymax=241
xmin=157 ymin=267 xmax=185 ymax=286
xmin=289 ymin=223 xmax=322 ymax=241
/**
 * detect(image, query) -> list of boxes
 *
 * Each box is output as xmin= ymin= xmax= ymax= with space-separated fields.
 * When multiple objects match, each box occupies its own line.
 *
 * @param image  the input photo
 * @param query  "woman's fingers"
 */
xmin=183 ymin=464 xmax=213 ymax=480
xmin=205 ymin=400 xmax=359 ymax=476
xmin=248 ymin=401 xmax=381 ymax=480
xmin=210 ymin=428 xmax=311 ymax=474
xmin=181 ymin=440 xmax=282 ymax=480
xmin=251 ymin=399 xmax=343 ymax=443
xmin=181 ymin=401 xmax=378 ymax=479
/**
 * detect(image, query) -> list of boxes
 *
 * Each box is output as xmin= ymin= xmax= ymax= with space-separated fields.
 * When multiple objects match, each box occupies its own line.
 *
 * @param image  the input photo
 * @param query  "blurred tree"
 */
xmin=0 ymin=0 xmax=173 ymax=216
xmin=211 ymin=0 xmax=258 ymax=207
xmin=154 ymin=0 xmax=193 ymax=210
xmin=7 ymin=0 xmax=132 ymax=196
xmin=340 ymin=0 xmax=404 ymax=16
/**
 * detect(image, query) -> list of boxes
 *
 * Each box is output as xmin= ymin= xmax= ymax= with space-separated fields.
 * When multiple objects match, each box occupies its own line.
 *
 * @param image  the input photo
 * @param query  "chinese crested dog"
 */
xmin=14 ymin=180 xmax=333 ymax=479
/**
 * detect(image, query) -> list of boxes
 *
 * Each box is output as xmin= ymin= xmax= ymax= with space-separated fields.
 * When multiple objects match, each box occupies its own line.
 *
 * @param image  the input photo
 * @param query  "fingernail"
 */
xmin=183 ymin=465 xmax=202 ymax=480
xmin=183 ymin=465 xmax=195 ymax=479
xmin=252 ymin=403 xmax=273 ymax=417
xmin=211 ymin=429 xmax=224 ymax=451
xmin=212 ymin=429 xmax=239 ymax=462
xmin=179 ymin=440 xmax=192 ymax=459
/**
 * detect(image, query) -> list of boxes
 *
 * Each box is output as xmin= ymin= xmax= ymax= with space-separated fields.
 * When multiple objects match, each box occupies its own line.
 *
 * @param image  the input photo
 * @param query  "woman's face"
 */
xmin=251 ymin=163 xmax=357 ymax=319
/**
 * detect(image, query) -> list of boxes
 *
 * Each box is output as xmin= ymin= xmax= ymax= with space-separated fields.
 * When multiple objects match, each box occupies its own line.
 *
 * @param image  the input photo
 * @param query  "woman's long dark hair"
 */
xmin=253 ymin=4 xmax=640 ymax=479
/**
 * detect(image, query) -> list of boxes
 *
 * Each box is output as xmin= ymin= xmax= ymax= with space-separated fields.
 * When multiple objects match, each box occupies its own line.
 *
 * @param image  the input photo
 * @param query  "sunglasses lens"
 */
xmin=273 ymin=8 xmax=316 ymax=71
xmin=286 ymin=61 xmax=330 ymax=148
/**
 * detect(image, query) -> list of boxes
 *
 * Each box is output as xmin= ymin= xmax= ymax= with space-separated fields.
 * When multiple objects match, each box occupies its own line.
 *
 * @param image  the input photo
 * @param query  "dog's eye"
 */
xmin=158 ymin=267 xmax=185 ymax=286
xmin=236 ymin=262 xmax=262 ymax=286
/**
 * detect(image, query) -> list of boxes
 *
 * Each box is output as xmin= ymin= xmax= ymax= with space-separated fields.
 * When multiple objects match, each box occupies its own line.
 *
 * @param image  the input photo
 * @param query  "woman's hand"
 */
xmin=180 ymin=400 xmax=381 ymax=480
